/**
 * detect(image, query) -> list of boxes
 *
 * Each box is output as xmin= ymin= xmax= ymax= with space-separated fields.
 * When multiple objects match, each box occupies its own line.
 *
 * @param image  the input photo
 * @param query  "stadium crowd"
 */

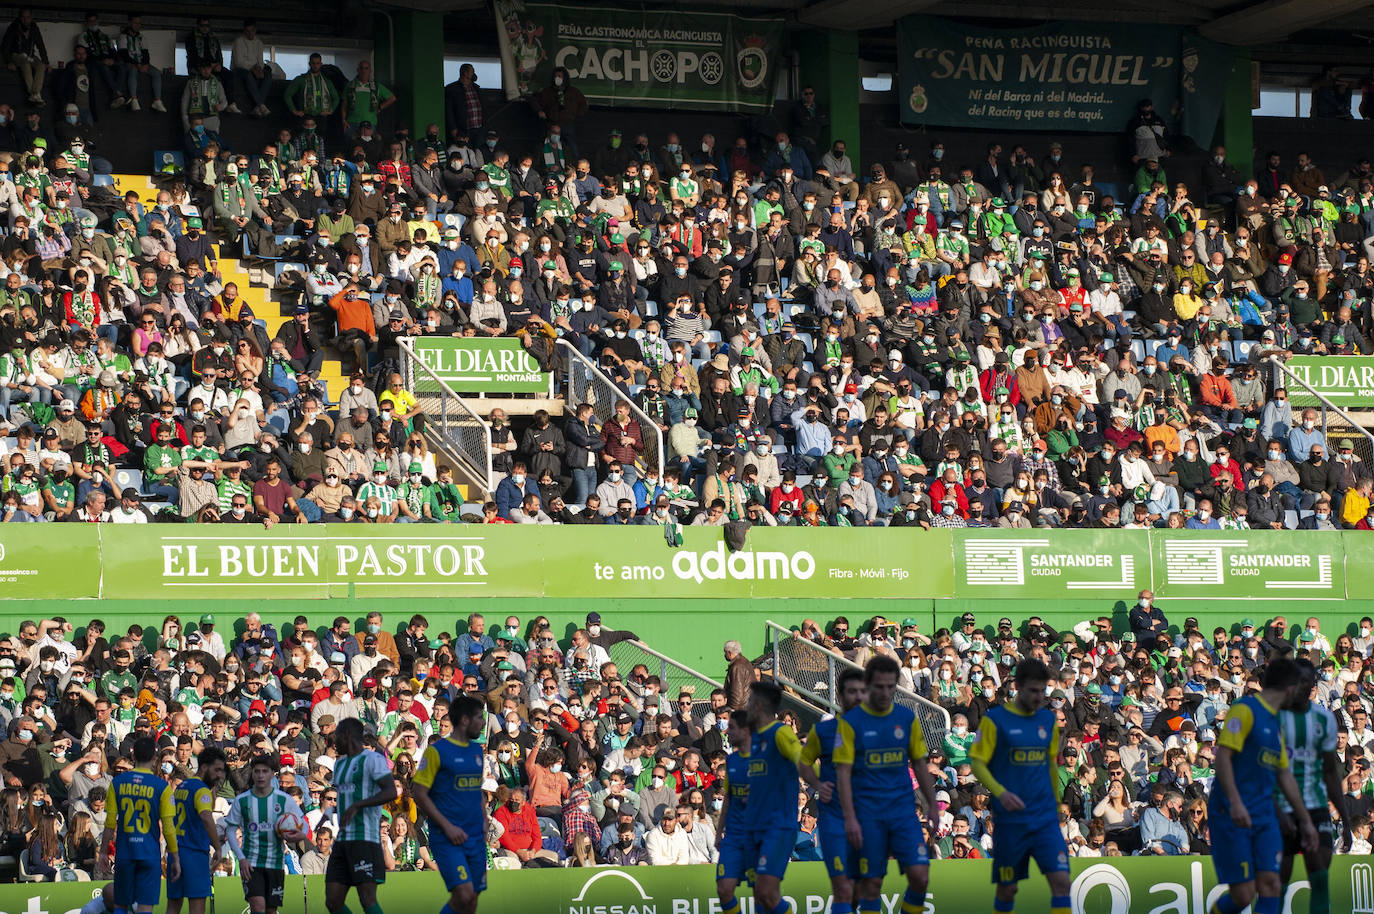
xmin=0 ymin=603 xmax=1371 ymax=881
xmin=0 ymin=13 xmax=1373 ymax=529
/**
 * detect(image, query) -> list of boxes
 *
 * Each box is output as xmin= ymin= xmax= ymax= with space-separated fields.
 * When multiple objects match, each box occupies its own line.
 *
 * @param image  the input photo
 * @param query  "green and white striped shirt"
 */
xmin=224 ymin=788 xmax=303 ymax=870
xmin=332 ymin=749 xmax=392 ymax=842
xmin=1277 ymin=704 xmax=1339 ymax=812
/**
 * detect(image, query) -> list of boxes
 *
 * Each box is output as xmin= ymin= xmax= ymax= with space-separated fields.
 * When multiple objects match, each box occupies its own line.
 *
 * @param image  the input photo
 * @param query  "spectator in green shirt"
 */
xmin=341 ymin=59 xmax=393 ymax=132
xmin=142 ymin=423 xmax=182 ymax=505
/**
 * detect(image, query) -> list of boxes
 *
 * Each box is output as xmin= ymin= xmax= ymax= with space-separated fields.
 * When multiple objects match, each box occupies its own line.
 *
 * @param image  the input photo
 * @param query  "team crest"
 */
xmin=1038 ymin=727 xmax=1047 ymax=740
xmin=895 ymin=726 xmax=904 ymax=739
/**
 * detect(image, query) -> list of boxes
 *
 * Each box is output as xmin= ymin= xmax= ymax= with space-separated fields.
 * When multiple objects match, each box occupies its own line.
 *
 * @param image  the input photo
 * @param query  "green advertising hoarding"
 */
xmin=954 ymin=529 xmax=1150 ymax=599
xmin=0 ymin=524 xmax=99 ymax=599
xmin=409 ymin=337 xmax=550 ymax=394
xmin=0 ymin=856 xmax=1359 ymax=914
xmin=95 ymin=526 xmax=937 ymax=601
xmin=494 ymin=1 xmax=784 ymax=112
xmin=1152 ymin=530 xmax=1346 ymax=601
xmin=895 ymin=18 xmax=1230 ymax=137
xmin=1285 ymin=355 xmax=1374 ymax=407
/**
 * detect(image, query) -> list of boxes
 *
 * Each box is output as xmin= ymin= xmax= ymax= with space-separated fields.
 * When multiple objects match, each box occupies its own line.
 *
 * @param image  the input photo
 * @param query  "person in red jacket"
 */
xmin=927 ymin=464 xmax=969 ymax=517
xmin=62 ymin=269 xmax=102 ymax=335
xmin=492 ymin=788 xmax=558 ymax=867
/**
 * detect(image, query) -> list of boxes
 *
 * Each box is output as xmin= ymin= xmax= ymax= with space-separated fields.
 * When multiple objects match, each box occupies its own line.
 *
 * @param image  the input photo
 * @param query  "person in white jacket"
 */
xmin=644 ymin=809 xmax=690 ymax=865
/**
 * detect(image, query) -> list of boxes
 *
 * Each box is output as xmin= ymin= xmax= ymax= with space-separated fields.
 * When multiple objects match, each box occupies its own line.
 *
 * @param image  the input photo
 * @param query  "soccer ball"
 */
xmin=276 ymin=811 xmax=306 ymax=839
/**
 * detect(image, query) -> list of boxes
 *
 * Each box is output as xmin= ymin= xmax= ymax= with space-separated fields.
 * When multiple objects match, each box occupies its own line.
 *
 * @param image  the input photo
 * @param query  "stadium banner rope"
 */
xmin=408 ymin=337 xmax=551 ymax=395
xmin=0 ymin=526 xmax=1371 ymax=603
xmin=0 ymin=856 xmax=1363 ymax=914
xmin=493 ymin=1 xmax=785 ymax=112
xmin=895 ymin=17 xmax=1231 ymax=140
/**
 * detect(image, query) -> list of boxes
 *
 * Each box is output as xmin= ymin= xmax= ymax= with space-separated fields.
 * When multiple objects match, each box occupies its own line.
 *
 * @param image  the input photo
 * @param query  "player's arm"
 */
xmin=1214 ymin=703 xmax=1253 ymax=827
xmin=223 ymin=800 xmax=249 ymax=876
xmin=909 ymin=725 xmax=939 ymax=828
xmin=796 ymin=724 xmax=827 ymax=800
xmin=1274 ymin=742 xmax=1318 ymax=853
xmin=97 ymin=784 xmax=116 ymax=868
xmin=160 ymin=784 xmax=181 ymax=880
xmin=411 ymin=745 xmax=466 ymax=845
xmin=1322 ymin=749 xmax=1347 ymax=825
xmin=341 ymin=764 xmax=398 ymax=829
xmin=832 ymin=718 xmax=863 ymax=847
xmin=194 ymin=787 xmax=222 ymax=859
xmin=969 ymin=716 xmax=1020 ymax=809
xmin=715 ymin=775 xmax=729 ymax=849
xmin=774 ymin=722 xmax=803 ymax=764
xmin=1048 ymin=723 xmax=1065 ymax=803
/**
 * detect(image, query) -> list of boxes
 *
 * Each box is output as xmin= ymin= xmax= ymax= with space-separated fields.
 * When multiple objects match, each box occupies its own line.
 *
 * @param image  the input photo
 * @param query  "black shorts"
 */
xmin=325 ymin=840 xmax=387 ymax=887
xmin=1281 ymin=806 xmax=1334 ymax=856
xmin=242 ymin=866 xmax=285 ymax=908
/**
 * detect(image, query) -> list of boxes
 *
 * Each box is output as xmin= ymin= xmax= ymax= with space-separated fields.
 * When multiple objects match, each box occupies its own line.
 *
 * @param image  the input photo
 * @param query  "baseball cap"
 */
xmin=587 ymin=612 xmax=603 ymax=624
xmin=360 ymin=677 xmax=377 ymax=689
xmin=372 ymin=460 xmax=388 ymax=472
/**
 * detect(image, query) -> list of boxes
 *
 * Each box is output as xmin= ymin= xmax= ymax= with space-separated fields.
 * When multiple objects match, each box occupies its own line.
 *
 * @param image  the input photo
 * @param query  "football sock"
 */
xmin=901 ymin=888 xmax=926 ymax=913
xmin=830 ymin=904 xmax=853 ymax=914
xmin=720 ymin=897 xmax=740 ymax=914
xmin=858 ymin=900 xmax=883 ymax=914
xmin=1310 ymin=867 xmax=1330 ymax=914
xmin=1051 ymin=895 xmax=1071 ymax=914
xmin=1253 ymin=897 xmax=1280 ymax=914
xmin=440 ymin=903 xmax=458 ymax=914
xmin=769 ymin=902 xmax=793 ymax=914
xmin=1209 ymin=896 xmax=1243 ymax=914
xmin=993 ymin=898 xmax=1014 ymax=914
xmin=333 ymin=906 xmax=354 ymax=914
xmin=364 ymin=905 xmax=383 ymax=914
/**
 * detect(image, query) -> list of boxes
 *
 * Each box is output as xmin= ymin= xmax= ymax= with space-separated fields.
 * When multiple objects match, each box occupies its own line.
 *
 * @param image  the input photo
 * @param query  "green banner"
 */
xmin=494 ymin=0 xmax=784 ymax=111
xmin=954 ymin=529 xmax=1150 ymax=599
xmin=1152 ymin=530 xmax=1346 ymax=601
xmin=409 ymin=337 xmax=550 ymax=394
xmin=4 ymin=856 xmax=1362 ymax=914
xmin=896 ymin=18 xmax=1226 ymax=137
xmin=1285 ymin=356 xmax=1374 ymax=407
xmin=9 ymin=526 xmax=1374 ymax=603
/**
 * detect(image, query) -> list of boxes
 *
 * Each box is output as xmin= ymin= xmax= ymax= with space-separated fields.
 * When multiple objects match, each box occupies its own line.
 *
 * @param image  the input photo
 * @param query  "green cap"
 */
xmin=902 ymin=617 xmax=917 ymax=627
xmin=1120 ymin=696 xmax=1137 ymax=707
xmin=741 ymin=346 xmax=755 ymax=357
xmin=1085 ymin=683 xmax=1103 ymax=695
xmin=496 ymin=660 xmax=514 ymax=671
xmin=1241 ymin=618 xmax=1255 ymax=628
xmin=609 ymin=260 xmax=624 ymax=271
xmin=1243 ymin=418 xmax=1258 ymax=429
xmin=1100 ymin=272 xmax=1114 ymax=282
xmin=1340 ymin=438 xmax=1355 ymax=449
xmin=372 ymin=460 xmax=388 ymax=472
xmin=186 ymin=216 xmax=203 ymax=229
xmin=1299 ymin=630 xmax=1315 ymax=642
xmin=428 ymin=637 xmax=443 ymax=650
xmin=683 ymin=407 xmax=698 ymax=418
xmin=200 ymin=613 xmax=215 ymax=625
xmin=991 ymin=197 xmax=1006 ymax=207
xmin=1120 ymin=632 xmax=1136 ymax=643
xmin=610 ymin=233 xmax=625 ymax=244
xmin=80 ymin=214 xmax=98 ymax=229
xmin=408 ymin=462 xmax=423 ymax=473
xmin=543 ymin=260 xmax=557 ymax=270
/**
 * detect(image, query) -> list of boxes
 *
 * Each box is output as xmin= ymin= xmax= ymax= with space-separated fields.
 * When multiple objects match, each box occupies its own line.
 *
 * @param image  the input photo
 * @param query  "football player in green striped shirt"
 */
xmin=224 ymin=756 xmax=308 ymax=914
xmin=325 ymin=718 xmax=397 ymax=914
xmin=1278 ymin=659 xmax=1346 ymax=914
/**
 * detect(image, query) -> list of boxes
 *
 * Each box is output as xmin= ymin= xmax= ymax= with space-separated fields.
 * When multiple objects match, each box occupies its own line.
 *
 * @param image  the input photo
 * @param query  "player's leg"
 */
xmin=1208 ymin=814 xmax=1257 ymax=914
xmin=323 ymin=882 xmax=351 ymax=914
xmin=990 ymin=823 xmax=1032 ymax=914
xmin=993 ymin=882 xmax=1018 ymax=914
xmin=899 ymin=865 xmax=929 ymax=914
xmin=752 ymin=826 xmax=795 ymax=914
xmin=1248 ymin=821 xmax=1285 ymax=914
xmin=1306 ymin=806 xmax=1336 ymax=914
xmin=1030 ymin=821 xmax=1072 ymax=914
xmin=134 ymin=860 xmax=162 ymax=914
xmin=356 ymin=880 xmax=383 ymax=914
xmin=1045 ymin=870 xmax=1072 ymax=914
xmin=715 ymin=876 xmax=740 ymax=914
xmin=716 ymin=827 xmax=749 ymax=914
xmin=818 ymin=815 xmax=856 ymax=914
xmin=187 ymin=899 xmax=206 ymax=914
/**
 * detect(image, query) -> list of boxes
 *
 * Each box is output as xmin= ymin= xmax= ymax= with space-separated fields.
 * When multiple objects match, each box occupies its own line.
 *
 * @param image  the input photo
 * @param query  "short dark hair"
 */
xmin=132 ymin=737 xmax=158 ymax=764
xmin=838 ymin=668 xmax=864 ymax=693
xmin=864 ymin=655 xmax=900 ymax=684
xmin=1262 ymin=657 xmax=1302 ymax=690
xmin=749 ymin=680 xmax=782 ymax=713
xmin=1014 ymin=658 xmax=1051 ymax=686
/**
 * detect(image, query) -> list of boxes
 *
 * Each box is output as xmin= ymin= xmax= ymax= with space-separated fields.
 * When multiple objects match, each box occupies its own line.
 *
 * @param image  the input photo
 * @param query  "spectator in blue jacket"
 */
xmin=762 ymin=132 xmax=812 ymax=182
xmin=494 ymin=460 xmax=540 ymax=519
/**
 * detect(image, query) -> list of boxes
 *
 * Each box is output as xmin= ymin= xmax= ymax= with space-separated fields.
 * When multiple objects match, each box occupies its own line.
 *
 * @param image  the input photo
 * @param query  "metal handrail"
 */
xmin=765 ymin=620 xmax=951 ymax=747
xmin=398 ymin=338 xmax=494 ymax=493
xmin=1268 ymin=356 xmax=1374 ymax=461
xmin=556 ymin=338 xmax=666 ymax=482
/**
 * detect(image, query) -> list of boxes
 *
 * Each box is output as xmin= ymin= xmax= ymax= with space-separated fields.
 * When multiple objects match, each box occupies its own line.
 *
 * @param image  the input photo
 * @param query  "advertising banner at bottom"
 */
xmin=2 ymin=856 xmax=1364 ymax=914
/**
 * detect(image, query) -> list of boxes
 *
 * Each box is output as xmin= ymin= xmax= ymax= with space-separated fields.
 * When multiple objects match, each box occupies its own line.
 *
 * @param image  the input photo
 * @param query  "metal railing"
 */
xmin=557 ymin=339 xmax=665 ymax=482
xmin=606 ymin=638 xmax=723 ymax=727
xmin=1269 ymin=356 xmax=1374 ymax=477
xmin=765 ymin=621 xmax=951 ymax=749
xmin=398 ymin=338 xmax=494 ymax=494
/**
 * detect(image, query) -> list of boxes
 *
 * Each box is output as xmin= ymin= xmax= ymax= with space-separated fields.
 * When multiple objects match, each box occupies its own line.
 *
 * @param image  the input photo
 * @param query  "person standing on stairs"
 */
xmin=329 ymin=282 xmax=377 ymax=375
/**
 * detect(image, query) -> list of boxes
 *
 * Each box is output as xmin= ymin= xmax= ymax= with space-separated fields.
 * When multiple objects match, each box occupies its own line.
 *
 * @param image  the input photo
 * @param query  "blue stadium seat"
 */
xmin=1130 ymin=340 xmax=1145 ymax=362
xmin=1233 ymin=340 xmax=1256 ymax=362
xmin=92 ymin=174 xmax=115 ymax=188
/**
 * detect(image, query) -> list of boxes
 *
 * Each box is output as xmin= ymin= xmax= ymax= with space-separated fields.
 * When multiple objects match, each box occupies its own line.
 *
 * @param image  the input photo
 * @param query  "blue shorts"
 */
xmin=167 ymin=849 xmax=212 ymax=900
xmin=1210 ymin=813 xmax=1283 ymax=885
xmin=749 ymin=825 xmax=796 ymax=881
xmin=113 ymin=857 xmax=162 ymax=908
xmin=716 ymin=827 xmax=755 ymax=884
xmin=431 ymin=837 xmax=487 ymax=894
xmin=818 ymin=815 xmax=857 ymax=879
xmin=855 ymin=811 xmax=929 ymax=879
xmin=991 ymin=818 xmax=1069 ymax=885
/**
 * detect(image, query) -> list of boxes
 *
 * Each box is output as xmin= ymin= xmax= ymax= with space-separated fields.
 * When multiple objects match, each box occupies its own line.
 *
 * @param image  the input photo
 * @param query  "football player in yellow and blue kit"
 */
xmin=413 ymin=695 xmax=489 ymax=914
xmin=1208 ymin=657 xmax=1317 ymax=914
xmin=741 ymin=680 xmax=804 ymax=914
xmin=799 ymin=668 xmax=866 ymax=914
xmin=834 ymin=656 xmax=937 ymax=914
xmin=969 ymin=659 xmax=1070 ymax=914
xmin=166 ymin=747 xmax=227 ymax=914
xmin=714 ymin=710 xmax=754 ymax=914
xmin=97 ymin=737 xmax=181 ymax=914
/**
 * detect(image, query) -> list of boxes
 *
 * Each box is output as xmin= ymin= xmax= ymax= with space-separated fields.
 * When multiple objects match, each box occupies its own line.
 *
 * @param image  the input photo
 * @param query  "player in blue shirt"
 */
xmin=969 ymin=659 xmax=1069 ymax=914
xmin=166 ymin=748 xmax=227 ymax=914
xmin=1208 ymin=657 xmax=1316 ymax=914
xmin=798 ymin=668 xmax=866 ymax=914
xmin=834 ymin=656 xmax=936 ymax=914
xmin=743 ymin=680 xmax=804 ymax=914
xmin=714 ymin=710 xmax=753 ymax=914
xmin=413 ymin=695 xmax=489 ymax=914
xmin=98 ymin=737 xmax=181 ymax=914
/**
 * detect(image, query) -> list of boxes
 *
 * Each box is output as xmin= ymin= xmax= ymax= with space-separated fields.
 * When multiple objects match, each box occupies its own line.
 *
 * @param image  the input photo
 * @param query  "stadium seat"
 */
xmin=1233 ymin=340 xmax=1256 ymax=362
xmin=16 ymin=850 xmax=39 ymax=882
xmin=92 ymin=174 xmax=115 ymax=188
xmin=1129 ymin=340 xmax=1145 ymax=361
xmin=795 ymin=333 xmax=814 ymax=351
xmin=644 ymin=300 xmax=659 ymax=318
xmin=114 ymin=468 xmax=143 ymax=493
